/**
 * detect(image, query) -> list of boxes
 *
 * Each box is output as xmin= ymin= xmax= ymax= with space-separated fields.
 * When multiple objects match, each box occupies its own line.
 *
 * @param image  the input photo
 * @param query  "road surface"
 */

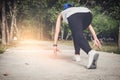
xmin=0 ymin=40 xmax=120 ymax=80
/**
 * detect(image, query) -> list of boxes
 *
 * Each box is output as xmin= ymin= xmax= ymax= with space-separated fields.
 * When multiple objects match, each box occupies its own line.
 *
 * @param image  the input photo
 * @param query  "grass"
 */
xmin=59 ymin=40 xmax=120 ymax=54
xmin=0 ymin=40 xmax=119 ymax=54
xmin=0 ymin=45 xmax=6 ymax=54
xmin=0 ymin=41 xmax=18 ymax=54
xmin=92 ymin=42 xmax=120 ymax=54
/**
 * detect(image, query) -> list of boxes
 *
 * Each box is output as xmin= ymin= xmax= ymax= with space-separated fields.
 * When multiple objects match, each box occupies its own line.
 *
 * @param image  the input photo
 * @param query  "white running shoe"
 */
xmin=73 ymin=54 xmax=81 ymax=62
xmin=87 ymin=50 xmax=99 ymax=69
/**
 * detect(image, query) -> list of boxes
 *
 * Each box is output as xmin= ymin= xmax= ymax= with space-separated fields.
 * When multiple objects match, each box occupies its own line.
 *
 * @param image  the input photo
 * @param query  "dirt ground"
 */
xmin=0 ymin=40 xmax=120 ymax=80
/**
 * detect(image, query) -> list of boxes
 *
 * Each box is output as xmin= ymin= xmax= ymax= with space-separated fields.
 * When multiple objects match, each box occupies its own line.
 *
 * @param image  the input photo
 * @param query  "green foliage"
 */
xmin=63 ymin=23 xmax=71 ymax=34
xmin=0 ymin=48 xmax=5 ymax=54
xmin=0 ymin=45 xmax=6 ymax=54
xmin=45 ymin=7 xmax=59 ymax=25
xmin=98 ymin=0 xmax=120 ymax=21
xmin=1 ymin=0 xmax=119 ymax=53
xmin=13 ymin=0 xmax=120 ymax=41
xmin=92 ymin=13 xmax=118 ymax=34
xmin=95 ymin=42 xmax=120 ymax=54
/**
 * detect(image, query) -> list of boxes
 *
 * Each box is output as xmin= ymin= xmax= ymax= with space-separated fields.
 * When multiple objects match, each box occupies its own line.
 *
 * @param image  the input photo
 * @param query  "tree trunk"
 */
xmin=1 ymin=1 xmax=6 ymax=45
xmin=78 ymin=0 xmax=81 ymax=3
xmin=10 ymin=0 xmax=18 ymax=42
xmin=85 ymin=0 xmax=89 ymax=6
xmin=52 ymin=25 xmax=54 ymax=40
xmin=40 ymin=23 xmax=42 ymax=39
xmin=5 ymin=18 xmax=10 ymax=45
xmin=38 ymin=18 xmax=43 ymax=40
xmin=10 ymin=15 xmax=14 ymax=42
xmin=41 ymin=24 xmax=43 ymax=40
xmin=61 ymin=27 xmax=65 ymax=40
xmin=118 ymin=23 xmax=120 ymax=49
xmin=65 ymin=32 xmax=71 ymax=40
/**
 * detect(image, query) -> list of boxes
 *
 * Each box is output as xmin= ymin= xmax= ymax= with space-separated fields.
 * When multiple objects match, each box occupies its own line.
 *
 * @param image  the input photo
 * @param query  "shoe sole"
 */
xmin=87 ymin=53 xmax=99 ymax=69
xmin=73 ymin=58 xmax=81 ymax=62
xmin=73 ymin=55 xmax=81 ymax=62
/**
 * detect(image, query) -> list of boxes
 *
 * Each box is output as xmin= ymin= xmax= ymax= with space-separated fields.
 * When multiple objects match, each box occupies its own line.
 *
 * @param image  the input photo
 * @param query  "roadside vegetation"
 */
xmin=59 ymin=40 xmax=120 ymax=54
xmin=0 ymin=0 xmax=120 ymax=54
xmin=0 ymin=45 xmax=6 ymax=54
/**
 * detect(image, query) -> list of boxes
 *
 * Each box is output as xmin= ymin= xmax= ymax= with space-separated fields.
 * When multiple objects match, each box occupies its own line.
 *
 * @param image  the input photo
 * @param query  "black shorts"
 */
xmin=67 ymin=12 xmax=92 ymax=30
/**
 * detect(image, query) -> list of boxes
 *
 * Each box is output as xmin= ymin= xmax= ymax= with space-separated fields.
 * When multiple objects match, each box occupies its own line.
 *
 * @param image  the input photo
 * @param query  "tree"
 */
xmin=1 ymin=0 xmax=118 ymax=42
xmin=1 ymin=1 xmax=6 ymax=45
xmin=16 ymin=0 xmax=49 ymax=40
xmin=9 ymin=0 xmax=18 ymax=42
xmin=117 ymin=15 xmax=120 ymax=49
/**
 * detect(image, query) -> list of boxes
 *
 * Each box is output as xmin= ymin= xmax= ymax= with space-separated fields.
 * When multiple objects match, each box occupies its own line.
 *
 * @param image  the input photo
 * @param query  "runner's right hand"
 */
xmin=53 ymin=46 xmax=59 ymax=56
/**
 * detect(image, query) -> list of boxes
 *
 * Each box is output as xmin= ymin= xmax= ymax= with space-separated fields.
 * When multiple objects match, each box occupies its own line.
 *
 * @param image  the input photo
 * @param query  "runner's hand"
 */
xmin=53 ymin=46 xmax=59 ymax=56
xmin=93 ymin=38 xmax=102 ymax=49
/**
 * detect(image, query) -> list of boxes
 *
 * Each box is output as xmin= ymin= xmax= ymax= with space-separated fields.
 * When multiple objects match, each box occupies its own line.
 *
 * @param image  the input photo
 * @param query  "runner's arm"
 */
xmin=88 ymin=24 xmax=102 ymax=49
xmin=54 ymin=13 xmax=62 ymax=45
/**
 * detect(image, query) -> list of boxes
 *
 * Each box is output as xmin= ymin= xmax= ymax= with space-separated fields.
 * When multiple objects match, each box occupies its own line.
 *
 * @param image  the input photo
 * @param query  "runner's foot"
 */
xmin=73 ymin=54 xmax=81 ymax=62
xmin=87 ymin=50 xmax=99 ymax=69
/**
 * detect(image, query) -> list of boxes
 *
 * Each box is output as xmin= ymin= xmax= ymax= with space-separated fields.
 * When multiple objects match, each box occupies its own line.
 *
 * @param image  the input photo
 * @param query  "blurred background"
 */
xmin=0 ymin=0 xmax=120 ymax=53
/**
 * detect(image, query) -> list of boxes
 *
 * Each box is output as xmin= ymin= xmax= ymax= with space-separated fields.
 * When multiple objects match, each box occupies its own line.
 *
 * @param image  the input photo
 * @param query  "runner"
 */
xmin=53 ymin=3 xmax=102 ymax=69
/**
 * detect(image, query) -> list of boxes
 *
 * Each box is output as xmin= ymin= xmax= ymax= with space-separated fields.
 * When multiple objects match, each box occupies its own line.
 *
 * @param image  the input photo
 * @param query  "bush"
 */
xmin=92 ymin=6 xmax=118 ymax=35
xmin=0 ymin=45 xmax=6 ymax=54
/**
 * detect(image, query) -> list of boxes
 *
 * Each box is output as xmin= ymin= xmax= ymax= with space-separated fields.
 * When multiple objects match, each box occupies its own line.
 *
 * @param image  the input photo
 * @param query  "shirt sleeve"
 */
xmin=61 ymin=11 xmax=68 ymax=24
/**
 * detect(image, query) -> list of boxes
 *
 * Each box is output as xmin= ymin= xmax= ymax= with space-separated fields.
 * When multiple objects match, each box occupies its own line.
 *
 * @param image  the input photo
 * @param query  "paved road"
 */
xmin=0 ymin=40 xmax=120 ymax=80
